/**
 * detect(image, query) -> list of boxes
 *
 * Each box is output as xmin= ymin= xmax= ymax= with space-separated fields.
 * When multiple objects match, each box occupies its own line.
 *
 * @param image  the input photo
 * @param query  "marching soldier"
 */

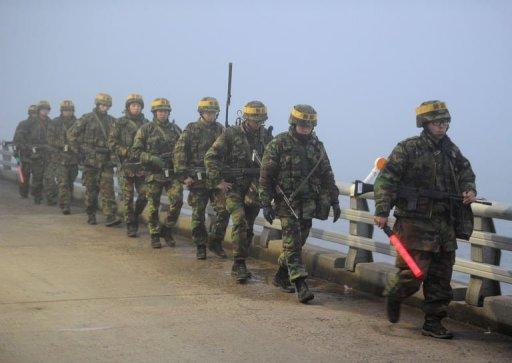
xmin=47 ymin=100 xmax=79 ymax=214
xmin=374 ymin=100 xmax=477 ymax=339
xmin=132 ymin=98 xmax=182 ymax=247
xmin=12 ymin=104 xmax=37 ymax=198
xmin=67 ymin=93 xmax=121 ymax=226
xmin=259 ymin=105 xmax=340 ymax=303
xmin=174 ymin=97 xmax=230 ymax=260
xmin=109 ymin=94 xmax=149 ymax=237
xmin=205 ymin=101 xmax=272 ymax=282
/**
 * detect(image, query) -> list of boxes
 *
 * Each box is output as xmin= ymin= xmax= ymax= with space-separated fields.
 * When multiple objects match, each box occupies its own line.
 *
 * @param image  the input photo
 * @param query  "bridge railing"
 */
xmin=1 ymin=143 xmax=511 ymax=307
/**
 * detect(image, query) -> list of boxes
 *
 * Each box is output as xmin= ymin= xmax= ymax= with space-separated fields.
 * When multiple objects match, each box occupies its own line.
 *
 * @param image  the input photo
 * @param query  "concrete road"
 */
xmin=0 ymin=179 xmax=511 ymax=362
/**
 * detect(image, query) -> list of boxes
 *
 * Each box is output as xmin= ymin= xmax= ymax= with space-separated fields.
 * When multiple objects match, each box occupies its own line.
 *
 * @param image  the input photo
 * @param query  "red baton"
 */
xmin=16 ymin=164 xmax=25 ymax=184
xmin=383 ymin=225 xmax=424 ymax=280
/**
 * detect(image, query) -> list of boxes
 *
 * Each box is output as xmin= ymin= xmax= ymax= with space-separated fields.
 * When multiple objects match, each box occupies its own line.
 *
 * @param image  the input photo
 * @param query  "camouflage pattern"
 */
xmin=374 ymin=125 xmax=477 ymax=321
xmin=174 ymin=117 xmax=228 ymax=247
xmin=132 ymin=117 xmax=182 ymax=235
xmin=67 ymin=108 xmax=118 ymax=217
xmin=205 ymin=121 xmax=272 ymax=260
xmin=24 ymin=114 xmax=57 ymax=203
xmin=108 ymin=112 xmax=149 ymax=225
xmin=47 ymin=114 xmax=79 ymax=209
xmin=13 ymin=117 xmax=33 ymax=197
xmin=259 ymin=125 xmax=339 ymax=281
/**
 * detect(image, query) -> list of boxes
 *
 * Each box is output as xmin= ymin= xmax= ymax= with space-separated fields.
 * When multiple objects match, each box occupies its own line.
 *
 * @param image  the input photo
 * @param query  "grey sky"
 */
xmin=1 ymin=0 xmax=511 ymax=202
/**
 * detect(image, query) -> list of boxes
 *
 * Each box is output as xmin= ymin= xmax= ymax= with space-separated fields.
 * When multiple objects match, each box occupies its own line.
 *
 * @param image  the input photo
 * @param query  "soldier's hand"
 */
xmin=373 ymin=216 xmax=388 ymax=229
xmin=150 ymin=156 xmax=165 ymax=169
xmin=263 ymin=206 xmax=276 ymax=225
xmin=462 ymin=190 xmax=477 ymax=205
xmin=217 ymin=180 xmax=232 ymax=192
xmin=332 ymin=201 xmax=341 ymax=223
xmin=184 ymin=177 xmax=194 ymax=188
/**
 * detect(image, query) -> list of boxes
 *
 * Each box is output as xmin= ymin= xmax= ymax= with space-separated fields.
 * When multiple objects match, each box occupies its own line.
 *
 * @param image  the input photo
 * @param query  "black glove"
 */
xmin=263 ymin=205 xmax=276 ymax=225
xmin=332 ymin=201 xmax=341 ymax=223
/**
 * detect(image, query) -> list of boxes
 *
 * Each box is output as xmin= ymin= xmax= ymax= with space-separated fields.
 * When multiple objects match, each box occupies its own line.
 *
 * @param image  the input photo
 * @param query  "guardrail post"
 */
xmin=2 ymin=143 xmax=12 ymax=171
xmin=465 ymin=216 xmax=501 ymax=306
xmin=345 ymin=196 xmax=374 ymax=271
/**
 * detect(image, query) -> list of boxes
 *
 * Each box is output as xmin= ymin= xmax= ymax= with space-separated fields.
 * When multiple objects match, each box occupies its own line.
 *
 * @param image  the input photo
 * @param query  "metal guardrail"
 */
xmin=1 ymin=144 xmax=510 ymax=307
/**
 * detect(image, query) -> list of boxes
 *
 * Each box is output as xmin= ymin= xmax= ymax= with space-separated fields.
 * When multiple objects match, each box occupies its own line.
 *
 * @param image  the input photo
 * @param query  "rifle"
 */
xmin=353 ymin=180 xmax=492 ymax=207
xmin=225 ymin=62 xmax=233 ymax=128
xmin=187 ymin=166 xmax=260 ymax=181
xmin=252 ymin=149 xmax=299 ymax=219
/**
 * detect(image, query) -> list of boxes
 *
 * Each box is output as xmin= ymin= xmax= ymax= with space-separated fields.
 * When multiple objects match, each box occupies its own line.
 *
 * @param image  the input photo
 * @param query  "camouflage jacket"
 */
xmin=25 ymin=115 xmax=52 ymax=161
xmin=108 ymin=113 xmax=149 ymax=177
xmin=374 ymin=130 xmax=476 ymax=219
xmin=173 ymin=118 xmax=224 ymax=188
xmin=47 ymin=115 xmax=78 ymax=165
xmin=13 ymin=118 xmax=32 ymax=161
xmin=132 ymin=118 xmax=182 ymax=182
xmin=259 ymin=126 xmax=339 ymax=218
xmin=205 ymin=122 xmax=272 ymax=187
xmin=67 ymin=109 xmax=116 ymax=168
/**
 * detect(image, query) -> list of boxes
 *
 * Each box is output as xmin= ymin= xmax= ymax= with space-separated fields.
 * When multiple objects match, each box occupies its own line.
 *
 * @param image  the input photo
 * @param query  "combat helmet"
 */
xmin=95 ymin=93 xmax=112 ymax=107
xmin=197 ymin=97 xmax=220 ymax=113
xmin=288 ymin=104 xmax=317 ymax=127
xmin=150 ymin=98 xmax=171 ymax=113
xmin=27 ymin=104 xmax=37 ymax=115
xmin=37 ymin=100 xmax=51 ymax=111
xmin=126 ymin=93 xmax=144 ymax=109
xmin=416 ymin=100 xmax=451 ymax=128
xmin=242 ymin=100 xmax=268 ymax=123
xmin=60 ymin=100 xmax=75 ymax=112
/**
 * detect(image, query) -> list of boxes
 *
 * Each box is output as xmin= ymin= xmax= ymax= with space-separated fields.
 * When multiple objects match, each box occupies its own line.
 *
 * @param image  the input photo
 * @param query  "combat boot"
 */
xmin=272 ymin=266 xmax=295 ymax=293
xmin=232 ymin=260 xmax=250 ymax=283
xmin=87 ymin=214 xmax=97 ymax=225
xmin=196 ymin=245 xmax=207 ymax=260
xmin=62 ymin=207 xmax=71 ymax=215
xmin=105 ymin=214 xmax=122 ymax=227
xmin=151 ymin=234 xmax=161 ymax=249
xmin=34 ymin=196 xmax=42 ymax=205
xmin=127 ymin=223 xmax=138 ymax=238
xmin=386 ymin=297 xmax=401 ymax=323
xmin=294 ymin=278 xmax=314 ymax=304
xmin=422 ymin=318 xmax=453 ymax=339
xmin=208 ymin=238 xmax=227 ymax=258
xmin=162 ymin=227 xmax=176 ymax=248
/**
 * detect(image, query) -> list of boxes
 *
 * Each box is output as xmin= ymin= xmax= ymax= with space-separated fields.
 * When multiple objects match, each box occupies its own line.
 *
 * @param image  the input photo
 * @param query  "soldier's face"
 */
xmin=426 ymin=121 xmax=449 ymax=138
xmin=39 ymin=109 xmax=50 ymax=117
xmin=295 ymin=124 xmax=313 ymax=135
xmin=246 ymin=119 xmax=261 ymax=131
xmin=129 ymin=103 xmax=142 ymax=116
xmin=201 ymin=111 xmax=217 ymax=123
xmin=97 ymin=104 xmax=110 ymax=113
xmin=62 ymin=110 xmax=73 ymax=117
xmin=156 ymin=110 xmax=169 ymax=121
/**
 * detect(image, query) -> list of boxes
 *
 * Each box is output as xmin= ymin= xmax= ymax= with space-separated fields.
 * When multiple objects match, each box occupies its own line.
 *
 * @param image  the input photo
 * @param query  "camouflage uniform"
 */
xmin=205 ymin=101 xmax=272 ymax=270
xmin=12 ymin=105 xmax=37 ymax=197
xmin=260 ymin=105 xmax=339 ymax=288
xmin=174 ymin=97 xmax=229 ymax=258
xmin=67 ymin=94 xmax=119 ymax=224
xmin=25 ymin=101 xmax=57 ymax=204
xmin=47 ymin=101 xmax=79 ymax=213
xmin=109 ymin=94 xmax=150 ymax=236
xmin=132 ymin=98 xmax=183 ymax=243
xmin=374 ymin=100 xmax=476 ymax=327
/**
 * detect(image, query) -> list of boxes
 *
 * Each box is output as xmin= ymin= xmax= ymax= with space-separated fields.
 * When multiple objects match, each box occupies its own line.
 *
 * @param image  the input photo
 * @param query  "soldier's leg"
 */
xmin=31 ymin=160 xmax=44 ymax=203
xmin=82 ymin=166 xmax=100 ymax=223
xmin=43 ymin=161 xmax=57 ymax=205
xmin=123 ymin=176 xmax=136 ymax=225
xmin=161 ymin=179 xmax=183 ymax=247
xmin=385 ymin=250 xmax=431 ymax=300
xmin=188 ymin=188 xmax=209 ymax=259
xmin=99 ymin=166 xmax=120 ymax=226
xmin=57 ymin=163 xmax=70 ymax=213
xmin=279 ymin=217 xmax=311 ymax=282
xmin=68 ymin=164 xmax=78 ymax=202
xmin=19 ymin=161 xmax=31 ymax=197
xmin=133 ymin=176 xmax=148 ymax=218
xmin=209 ymin=189 xmax=230 ymax=247
xmin=225 ymin=191 xmax=247 ymax=260
xmin=146 ymin=181 xmax=163 ymax=247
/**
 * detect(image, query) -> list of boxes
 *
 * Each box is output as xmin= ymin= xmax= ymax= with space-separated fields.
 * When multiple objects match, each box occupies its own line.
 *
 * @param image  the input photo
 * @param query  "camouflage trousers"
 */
xmin=30 ymin=158 xmax=57 ymax=204
xmin=56 ymin=163 xmax=78 ymax=209
xmin=17 ymin=160 xmax=31 ymax=197
xmin=120 ymin=175 xmax=148 ymax=226
xmin=187 ymin=187 xmax=229 ymax=247
xmin=146 ymin=178 xmax=183 ymax=235
xmin=82 ymin=165 xmax=117 ymax=217
xmin=278 ymin=217 xmax=312 ymax=282
xmin=225 ymin=185 xmax=260 ymax=260
xmin=384 ymin=249 xmax=455 ymax=320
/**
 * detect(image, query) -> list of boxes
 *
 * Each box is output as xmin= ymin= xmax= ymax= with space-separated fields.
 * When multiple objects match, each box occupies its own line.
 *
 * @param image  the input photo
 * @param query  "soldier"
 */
xmin=131 ymin=98 xmax=182 ymax=247
xmin=67 ymin=93 xmax=121 ymax=226
xmin=259 ymin=105 xmax=340 ymax=303
xmin=205 ymin=101 xmax=272 ymax=282
xmin=46 ymin=100 xmax=79 ymax=215
xmin=109 ymin=94 xmax=149 ymax=237
xmin=12 ymin=104 xmax=37 ymax=198
xmin=26 ymin=100 xmax=57 ymax=205
xmin=174 ymin=97 xmax=229 ymax=260
xmin=373 ymin=100 xmax=477 ymax=339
